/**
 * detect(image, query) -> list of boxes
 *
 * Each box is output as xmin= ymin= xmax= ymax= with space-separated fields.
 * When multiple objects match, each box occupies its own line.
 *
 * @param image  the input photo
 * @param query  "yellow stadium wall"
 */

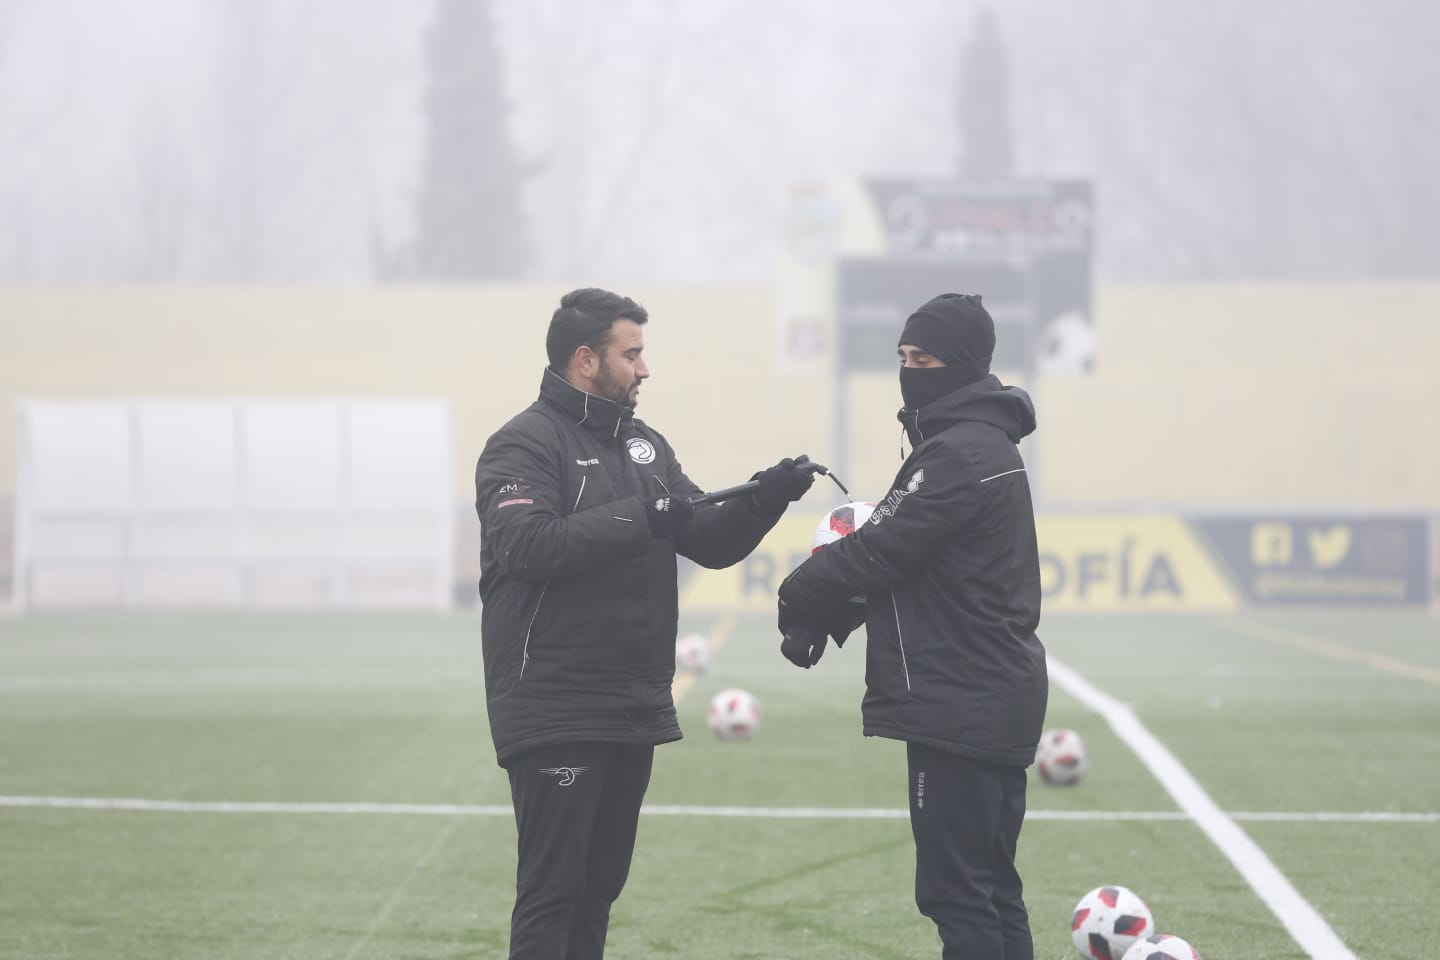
xmin=3 ymin=283 xmax=1439 ymax=518
xmin=0 ymin=285 xmax=827 ymax=504
xmin=1039 ymin=285 xmax=1440 ymax=510
xmin=840 ymin=284 xmax=1440 ymax=510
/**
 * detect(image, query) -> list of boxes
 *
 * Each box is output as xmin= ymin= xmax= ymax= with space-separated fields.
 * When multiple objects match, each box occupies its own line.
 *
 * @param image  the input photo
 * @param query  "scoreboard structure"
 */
xmin=776 ymin=177 xmax=1095 ymax=484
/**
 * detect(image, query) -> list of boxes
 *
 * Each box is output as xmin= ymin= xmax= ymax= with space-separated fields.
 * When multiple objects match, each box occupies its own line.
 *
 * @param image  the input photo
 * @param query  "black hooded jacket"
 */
xmin=475 ymin=370 xmax=785 ymax=767
xmin=778 ymin=375 xmax=1047 ymax=766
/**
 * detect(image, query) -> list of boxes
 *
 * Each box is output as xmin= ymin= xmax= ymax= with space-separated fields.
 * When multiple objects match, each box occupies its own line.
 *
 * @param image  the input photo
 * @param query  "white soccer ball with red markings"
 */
xmin=1119 ymin=933 xmax=1203 ymax=960
xmin=1071 ymin=885 xmax=1154 ymax=960
xmin=811 ymin=501 xmax=877 ymax=554
xmin=1035 ymin=727 xmax=1089 ymax=786
xmin=674 ymin=633 xmax=710 ymax=675
xmin=707 ymin=688 xmax=761 ymax=740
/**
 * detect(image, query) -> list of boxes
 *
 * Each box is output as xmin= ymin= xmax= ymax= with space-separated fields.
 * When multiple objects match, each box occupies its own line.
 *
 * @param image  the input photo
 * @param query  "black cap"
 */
xmin=898 ymin=293 xmax=995 ymax=369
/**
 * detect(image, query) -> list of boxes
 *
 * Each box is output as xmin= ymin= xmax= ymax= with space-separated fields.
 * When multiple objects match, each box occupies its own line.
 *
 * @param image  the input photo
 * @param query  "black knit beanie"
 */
xmin=896 ymin=293 xmax=994 ymax=409
xmin=898 ymin=293 xmax=995 ymax=378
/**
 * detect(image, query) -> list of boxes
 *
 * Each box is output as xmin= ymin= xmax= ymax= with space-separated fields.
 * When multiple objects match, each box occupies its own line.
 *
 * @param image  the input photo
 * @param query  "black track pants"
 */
xmin=506 ymin=741 xmax=654 ymax=960
xmin=907 ymin=742 xmax=1033 ymax=960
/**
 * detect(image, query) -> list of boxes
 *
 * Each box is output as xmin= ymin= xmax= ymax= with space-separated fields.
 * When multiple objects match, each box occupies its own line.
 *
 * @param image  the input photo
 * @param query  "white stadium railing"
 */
xmin=12 ymin=398 xmax=454 ymax=611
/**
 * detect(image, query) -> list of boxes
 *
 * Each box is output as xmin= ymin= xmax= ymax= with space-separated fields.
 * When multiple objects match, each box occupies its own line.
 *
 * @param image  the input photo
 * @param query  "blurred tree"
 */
xmin=409 ymin=0 xmax=528 ymax=281
xmin=1027 ymin=0 xmax=1440 ymax=282
xmin=125 ymin=105 xmax=188 ymax=282
xmin=0 ymin=0 xmax=18 ymax=278
xmin=0 ymin=0 xmax=63 ymax=280
xmin=201 ymin=0 xmax=317 ymax=281
xmin=173 ymin=0 xmax=285 ymax=280
xmin=191 ymin=0 xmax=369 ymax=282
xmin=957 ymin=4 xmax=1013 ymax=177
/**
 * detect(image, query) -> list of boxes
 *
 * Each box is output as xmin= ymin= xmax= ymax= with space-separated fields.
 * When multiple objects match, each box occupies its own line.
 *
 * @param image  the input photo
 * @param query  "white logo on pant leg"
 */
xmin=916 ymin=770 xmax=925 ymax=809
xmin=539 ymin=766 xmax=590 ymax=787
xmin=626 ymin=438 xmax=656 ymax=464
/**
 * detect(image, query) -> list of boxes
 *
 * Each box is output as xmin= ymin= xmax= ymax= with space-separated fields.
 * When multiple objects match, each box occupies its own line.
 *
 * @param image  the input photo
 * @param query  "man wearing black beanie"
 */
xmin=896 ymin=293 xmax=996 ymax=406
xmin=777 ymin=292 xmax=1047 ymax=960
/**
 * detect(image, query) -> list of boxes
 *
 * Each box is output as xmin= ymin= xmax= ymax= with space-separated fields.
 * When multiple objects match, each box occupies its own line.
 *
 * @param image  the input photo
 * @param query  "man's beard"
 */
xmin=594 ymin=366 xmax=638 ymax=408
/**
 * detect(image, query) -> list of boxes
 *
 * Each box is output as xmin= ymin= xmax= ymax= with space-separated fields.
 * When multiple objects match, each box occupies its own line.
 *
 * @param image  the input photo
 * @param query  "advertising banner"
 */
xmin=678 ymin=512 xmax=1432 ymax=613
xmin=1034 ymin=516 xmax=1239 ymax=612
xmin=1191 ymin=515 xmax=1432 ymax=606
xmin=1432 ymin=516 xmax=1440 ymax=608
xmin=836 ymin=257 xmax=1034 ymax=374
xmin=775 ymin=176 xmax=1095 ymax=377
xmin=679 ymin=513 xmax=818 ymax=613
xmin=860 ymin=178 xmax=1095 ymax=377
xmin=679 ymin=513 xmax=1240 ymax=613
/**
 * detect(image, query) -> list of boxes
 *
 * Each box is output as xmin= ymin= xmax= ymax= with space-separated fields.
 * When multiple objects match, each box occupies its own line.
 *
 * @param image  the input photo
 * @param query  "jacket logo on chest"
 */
xmin=626 ymin=438 xmax=656 ymax=464
xmin=575 ymin=458 xmax=599 ymax=466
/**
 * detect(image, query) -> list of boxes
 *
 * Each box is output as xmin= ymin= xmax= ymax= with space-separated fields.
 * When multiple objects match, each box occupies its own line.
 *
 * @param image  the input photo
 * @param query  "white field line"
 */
xmin=1 ymin=795 xmax=1435 ymax=823
xmin=1047 ymin=655 xmax=1359 ymax=960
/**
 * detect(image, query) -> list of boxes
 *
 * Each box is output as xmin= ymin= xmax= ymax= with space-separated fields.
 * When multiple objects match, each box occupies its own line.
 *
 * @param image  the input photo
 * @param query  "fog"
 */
xmin=1 ymin=0 xmax=1435 ymax=285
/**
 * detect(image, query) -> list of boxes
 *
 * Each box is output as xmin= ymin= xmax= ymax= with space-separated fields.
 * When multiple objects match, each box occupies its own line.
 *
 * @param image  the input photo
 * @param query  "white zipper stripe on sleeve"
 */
xmin=980 ymin=467 xmax=1026 ymax=483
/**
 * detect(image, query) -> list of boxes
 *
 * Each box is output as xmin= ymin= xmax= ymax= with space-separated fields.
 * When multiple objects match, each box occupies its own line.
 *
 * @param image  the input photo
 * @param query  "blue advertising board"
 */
xmin=1191 ymin=515 xmax=1431 ymax=606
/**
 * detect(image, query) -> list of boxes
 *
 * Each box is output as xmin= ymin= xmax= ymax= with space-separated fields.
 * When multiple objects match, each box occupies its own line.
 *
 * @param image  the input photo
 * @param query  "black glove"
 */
xmin=780 ymin=616 xmax=829 ymax=669
xmin=751 ymin=456 xmax=816 ymax=511
xmin=644 ymin=494 xmax=694 ymax=537
xmin=827 ymin=603 xmax=865 ymax=649
xmin=779 ymin=598 xmax=839 ymax=668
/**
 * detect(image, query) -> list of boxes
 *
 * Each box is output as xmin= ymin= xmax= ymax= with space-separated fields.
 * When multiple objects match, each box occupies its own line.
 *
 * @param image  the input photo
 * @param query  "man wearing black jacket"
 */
xmin=776 ymin=293 xmax=1047 ymax=960
xmin=476 ymin=287 xmax=814 ymax=960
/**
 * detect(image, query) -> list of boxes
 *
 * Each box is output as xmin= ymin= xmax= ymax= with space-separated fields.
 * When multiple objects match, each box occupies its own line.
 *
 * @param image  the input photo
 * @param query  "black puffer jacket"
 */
xmin=476 ymin=370 xmax=784 ymax=767
xmin=778 ymin=375 xmax=1047 ymax=766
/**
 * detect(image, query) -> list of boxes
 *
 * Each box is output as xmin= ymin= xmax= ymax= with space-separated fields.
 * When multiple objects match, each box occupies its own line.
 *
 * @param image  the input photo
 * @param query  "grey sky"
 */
xmin=1 ymin=0 xmax=1434 ymax=283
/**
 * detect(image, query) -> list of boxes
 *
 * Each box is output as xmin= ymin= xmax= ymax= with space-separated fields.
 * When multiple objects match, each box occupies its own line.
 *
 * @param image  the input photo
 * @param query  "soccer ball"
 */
xmin=812 ymin=501 xmax=877 ymax=603
xmin=1036 ymin=310 xmax=1096 ymax=376
xmin=1035 ymin=727 xmax=1089 ymax=786
xmin=674 ymin=633 xmax=710 ymax=675
xmin=811 ymin=501 xmax=877 ymax=553
xmin=1119 ymin=934 xmax=1203 ymax=960
xmin=707 ymin=688 xmax=761 ymax=740
xmin=1071 ymin=885 xmax=1154 ymax=960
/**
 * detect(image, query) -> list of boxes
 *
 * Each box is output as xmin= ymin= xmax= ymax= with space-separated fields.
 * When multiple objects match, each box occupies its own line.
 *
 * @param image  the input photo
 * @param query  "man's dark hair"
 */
xmin=546 ymin=288 xmax=649 ymax=371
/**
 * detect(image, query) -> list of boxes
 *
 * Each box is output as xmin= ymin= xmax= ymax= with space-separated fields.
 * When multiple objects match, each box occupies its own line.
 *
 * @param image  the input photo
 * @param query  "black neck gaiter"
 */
xmin=896 ymin=293 xmax=996 ymax=409
xmin=899 ymin=363 xmax=987 ymax=410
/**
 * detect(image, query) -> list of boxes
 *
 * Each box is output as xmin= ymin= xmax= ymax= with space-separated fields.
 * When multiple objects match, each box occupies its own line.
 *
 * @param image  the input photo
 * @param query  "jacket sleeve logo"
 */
xmin=873 ymin=469 xmax=925 ymax=522
xmin=499 ymin=478 xmax=529 ymax=495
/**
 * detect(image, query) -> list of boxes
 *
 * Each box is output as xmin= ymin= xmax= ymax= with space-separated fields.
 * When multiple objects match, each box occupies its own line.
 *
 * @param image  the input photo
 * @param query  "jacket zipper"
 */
xmin=889 ymin=588 xmax=913 ymax=692
xmin=519 ymin=583 xmax=548 ymax=679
